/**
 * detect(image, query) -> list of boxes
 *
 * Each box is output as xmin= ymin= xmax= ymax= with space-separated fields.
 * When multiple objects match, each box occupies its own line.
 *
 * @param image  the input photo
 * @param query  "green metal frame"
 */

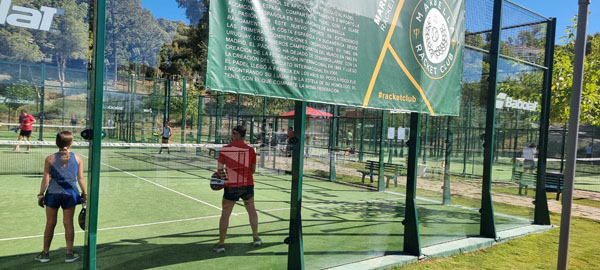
xmin=260 ymin=97 xmax=267 ymax=168
xmin=422 ymin=115 xmax=429 ymax=164
xmin=511 ymin=110 xmax=520 ymax=181
xmin=329 ymin=105 xmax=338 ymax=181
xmin=378 ymin=110 xmax=387 ymax=191
xmin=480 ymin=0 xmax=503 ymax=239
xmin=215 ymin=92 xmax=223 ymax=143
xmin=404 ymin=112 xmax=421 ymax=256
xmin=38 ymin=64 xmax=46 ymax=141
xmin=288 ymin=101 xmax=306 ymax=270
xmin=534 ymin=17 xmax=556 ymax=225
xmin=163 ymin=80 xmax=169 ymax=125
xmin=388 ymin=114 xmax=393 ymax=163
xmin=462 ymin=102 xmax=471 ymax=175
xmin=443 ymin=117 xmax=453 ymax=206
xmin=181 ymin=78 xmax=187 ymax=144
xmin=85 ymin=0 xmax=106 ymax=268
xmin=197 ymin=95 xmax=204 ymax=143
xmin=359 ymin=109 xmax=365 ymax=162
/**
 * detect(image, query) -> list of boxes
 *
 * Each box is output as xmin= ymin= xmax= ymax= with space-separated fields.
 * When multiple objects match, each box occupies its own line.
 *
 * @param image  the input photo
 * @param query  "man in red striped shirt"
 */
xmin=14 ymin=109 xmax=36 ymax=151
xmin=214 ymin=125 xmax=260 ymax=253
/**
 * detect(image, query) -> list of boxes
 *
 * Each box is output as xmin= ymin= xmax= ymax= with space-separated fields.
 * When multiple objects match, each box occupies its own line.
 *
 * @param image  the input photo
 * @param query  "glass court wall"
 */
xmin=0 ymin=0 xmax=92 ymax=269
xmin=0 ymin=0 xmax=558 ymax=269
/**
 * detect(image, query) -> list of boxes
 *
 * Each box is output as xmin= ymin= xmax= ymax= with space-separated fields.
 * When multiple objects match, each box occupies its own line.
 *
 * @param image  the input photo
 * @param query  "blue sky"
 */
xmin=141 ymin=0 xmax=599 ymax=42
xmin=516 ymin=0 xmax=599 ymax=41
xmin=141 ymin=0 xmax=190 ymax=24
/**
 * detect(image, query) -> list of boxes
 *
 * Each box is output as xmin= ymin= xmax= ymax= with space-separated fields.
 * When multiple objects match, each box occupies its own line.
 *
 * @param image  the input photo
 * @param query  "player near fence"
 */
xmin=522 ymin=143 xmax=536 ymax=173
xmin=158 ymin=121 xmax=171 ymax=154
xmin=36 ymin=131 xmax=86 ymax=263
xmin=286 ymin=127 xmax=294 ymax=157
xmin=13 ymin=109 xmax=36 ymax=151
xmin=585 ymin=143 xmax=593 ymax=158
xmin=214 ymin=125 xmax=261 ymax=253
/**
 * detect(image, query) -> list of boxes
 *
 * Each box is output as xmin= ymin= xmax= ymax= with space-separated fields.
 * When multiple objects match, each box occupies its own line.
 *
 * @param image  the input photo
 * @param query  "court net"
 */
xmin=0 ymin=140 xmax=228 ymax=175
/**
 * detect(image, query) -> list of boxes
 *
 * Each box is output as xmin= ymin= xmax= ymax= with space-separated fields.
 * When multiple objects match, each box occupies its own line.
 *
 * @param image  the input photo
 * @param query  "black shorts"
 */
xmin=162 ymin=137 xmax=170 ymax=143
xmin=223 ymin=186 xmax=254 ymax=201
xmin=19 ymin=130 xmax=32 ymax=137
xmin=524 ymin=159 xmax=535 ymax=169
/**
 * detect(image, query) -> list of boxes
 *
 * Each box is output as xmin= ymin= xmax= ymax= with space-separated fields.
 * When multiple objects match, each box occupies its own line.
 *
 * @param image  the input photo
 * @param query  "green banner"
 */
xmin=207 ymin=0 xmax=465 ymax=115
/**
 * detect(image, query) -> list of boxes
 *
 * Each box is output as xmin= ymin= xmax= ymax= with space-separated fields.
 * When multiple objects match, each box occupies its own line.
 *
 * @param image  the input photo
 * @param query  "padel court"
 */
xmin=0 ymin=146 xmax=545 ymax=269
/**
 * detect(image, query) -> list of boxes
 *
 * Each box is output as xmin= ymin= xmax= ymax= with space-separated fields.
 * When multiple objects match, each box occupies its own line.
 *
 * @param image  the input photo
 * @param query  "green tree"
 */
xmin=4 ymin=80 xmax=36 ymax=121
xmin=175 ymin=0 xmax=209 ymax=26
xmin=36 ymin=0 xmax=89 ymax=88
xmin=106 ymin=0 xmax=174 ymax=77
xmin=552 ymin=16 xmax=600 ymax=126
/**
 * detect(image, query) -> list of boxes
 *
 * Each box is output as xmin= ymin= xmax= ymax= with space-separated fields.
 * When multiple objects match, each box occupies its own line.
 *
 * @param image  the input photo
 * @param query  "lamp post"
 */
xmin=130 ymin=48 xmax=140 ymax=142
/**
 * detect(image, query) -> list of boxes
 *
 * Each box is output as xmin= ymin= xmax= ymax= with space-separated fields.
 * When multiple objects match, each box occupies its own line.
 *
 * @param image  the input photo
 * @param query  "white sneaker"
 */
xmin=34 ymin=252 xmax=50 ymax=263
xmin=253 ymin=238 xmax=262 ymax=247
xmin=65 ymin=252 xmax=80 ymax=263
xmin=213 ymin=244 xmax=225 ymax=253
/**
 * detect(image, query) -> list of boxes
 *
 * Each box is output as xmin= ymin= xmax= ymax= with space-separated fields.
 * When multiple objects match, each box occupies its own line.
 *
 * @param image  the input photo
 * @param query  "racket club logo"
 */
xmin=410 ymin=0 xmax=459 ymax=79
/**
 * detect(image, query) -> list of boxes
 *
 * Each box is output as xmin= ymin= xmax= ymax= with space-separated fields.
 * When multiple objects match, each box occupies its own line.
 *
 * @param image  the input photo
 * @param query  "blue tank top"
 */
xmin=47 ymin=152 xmax=79 ymax=195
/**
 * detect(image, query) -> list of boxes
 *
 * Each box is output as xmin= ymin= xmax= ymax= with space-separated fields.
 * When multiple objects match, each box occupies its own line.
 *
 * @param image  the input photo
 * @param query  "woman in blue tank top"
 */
xmin=35 ymin=131 xmax=86 ymax=263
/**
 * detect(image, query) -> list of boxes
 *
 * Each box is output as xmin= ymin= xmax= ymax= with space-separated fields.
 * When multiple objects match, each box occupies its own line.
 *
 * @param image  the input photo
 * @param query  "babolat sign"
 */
xmin=0 ymin=0 xmax=61 ymax=31
xmin=495 ymin=93 xmax=538 ymax=112
xmin=207 ymin=0 xmax=465 ymax=115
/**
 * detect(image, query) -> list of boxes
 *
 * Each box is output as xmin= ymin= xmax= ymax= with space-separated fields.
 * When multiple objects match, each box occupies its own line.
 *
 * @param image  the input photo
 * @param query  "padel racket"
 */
xmin=210 ymin=172 xmax=225 ymax=191
xmin=78 ymin=203 xmax=86 ymax=230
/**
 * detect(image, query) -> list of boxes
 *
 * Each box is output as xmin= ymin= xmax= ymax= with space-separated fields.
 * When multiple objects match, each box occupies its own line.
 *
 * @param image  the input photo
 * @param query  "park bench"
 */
xmin=357 ymin=161 xmax=405 ymax=188
xmin=512 ymin=171 xmax=564 ymax=200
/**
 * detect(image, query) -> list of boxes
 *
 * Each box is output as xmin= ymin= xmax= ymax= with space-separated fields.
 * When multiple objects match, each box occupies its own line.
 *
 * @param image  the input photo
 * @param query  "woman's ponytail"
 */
xmin=56 ymin=131 xmax=73 ymax=166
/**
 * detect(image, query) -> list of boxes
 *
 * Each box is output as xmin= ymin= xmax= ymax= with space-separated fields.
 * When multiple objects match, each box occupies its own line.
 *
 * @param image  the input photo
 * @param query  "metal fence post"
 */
xmin=404 ymin=112 xmax=422 ymax=256
xmin=288 ymin=101 xmax=306 ymax=270
xmin=534 ymin=17 xmax=556 ymax=225
xmin=39 ymin=64 xmax=46 ymax=141
xmin=359 ymin=109 xmax=366 ymax=162
xmin=85 ymin=0 xmax=106 ymax=268
xmin=378 ymin=110 xmax=387 ymax=191
xmin=181 ymin=78 xmax=187 ymax=144
xmin=330 ymin=105 xmax=338 ymax=181
xmin=443 ymin=117 xmax=453 ymax=206
xmin=215 ymin=92 xmax=223 ymax=143
xmin=261 ymin=97 xmax=267 ymax=168
xmin=422 ymin=115 xmax=429 ymax=164
xmin=197 ymin=95 xmax=204 ymax=143
xmin=480 ymin=0 xmax=503 ymax=239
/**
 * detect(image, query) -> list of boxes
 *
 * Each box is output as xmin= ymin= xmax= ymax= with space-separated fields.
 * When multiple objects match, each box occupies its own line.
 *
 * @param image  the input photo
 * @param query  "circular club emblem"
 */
xmin=410 ymin=0 xmax=458 ymax=79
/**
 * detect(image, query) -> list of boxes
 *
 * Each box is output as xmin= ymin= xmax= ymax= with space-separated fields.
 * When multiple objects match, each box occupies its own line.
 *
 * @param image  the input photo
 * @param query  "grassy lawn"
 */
xmin=393 ymin=213 xmax=600 ymax=270
xmin=572 ymin=197 xmax=600 ymax=209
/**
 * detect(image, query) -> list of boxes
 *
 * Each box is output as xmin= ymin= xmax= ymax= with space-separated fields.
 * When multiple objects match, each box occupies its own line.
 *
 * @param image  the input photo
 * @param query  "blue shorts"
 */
xmin=44 ymin=193 xmax=80 ymax=209
xmin=223 ymin=186 xmax=254 ymax=201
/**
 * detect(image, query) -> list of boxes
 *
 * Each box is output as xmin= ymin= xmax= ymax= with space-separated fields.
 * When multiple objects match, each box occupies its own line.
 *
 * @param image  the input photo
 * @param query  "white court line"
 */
xmin=101 ymin=162 xmax=222 ymax=210
xmin=0 ymin=214 xmax=222 ymax=241
xmin=0 ymin=197 xmax=404 ymax=242
xmin=79 ymin=153 xmax=222 ymax=210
